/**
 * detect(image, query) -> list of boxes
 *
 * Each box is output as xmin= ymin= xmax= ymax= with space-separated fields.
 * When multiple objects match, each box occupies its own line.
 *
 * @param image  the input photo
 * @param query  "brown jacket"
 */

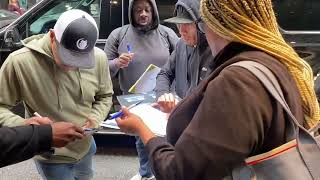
xmin=146 ymin=43 xmax=304 ymax=180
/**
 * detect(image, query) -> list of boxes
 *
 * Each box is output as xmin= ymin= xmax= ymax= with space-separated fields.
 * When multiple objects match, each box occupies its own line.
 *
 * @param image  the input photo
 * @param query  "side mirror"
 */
xmin=3 ymin=27 xmax=22 ymax=49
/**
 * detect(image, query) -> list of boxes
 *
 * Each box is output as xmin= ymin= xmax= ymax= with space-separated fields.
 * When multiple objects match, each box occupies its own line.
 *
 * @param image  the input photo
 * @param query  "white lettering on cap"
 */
xmin=76 ymin=38 xmax=88 ymax=50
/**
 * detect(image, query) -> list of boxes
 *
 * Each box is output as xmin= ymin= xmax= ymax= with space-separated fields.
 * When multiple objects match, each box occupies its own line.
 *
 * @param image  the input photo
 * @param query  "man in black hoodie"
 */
xmin=154 ymin=0 xmax=213 ymax=113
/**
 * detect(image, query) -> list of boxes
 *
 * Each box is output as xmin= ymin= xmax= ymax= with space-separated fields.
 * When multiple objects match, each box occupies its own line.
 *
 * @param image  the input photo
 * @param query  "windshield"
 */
xmin=0 ymin=10 xmax=19 ymax=29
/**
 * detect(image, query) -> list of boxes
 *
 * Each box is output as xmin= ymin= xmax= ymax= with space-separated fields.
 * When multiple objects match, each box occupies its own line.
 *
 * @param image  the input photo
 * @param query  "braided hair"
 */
xmin=200 ymin=0 xmax=319 ymax=128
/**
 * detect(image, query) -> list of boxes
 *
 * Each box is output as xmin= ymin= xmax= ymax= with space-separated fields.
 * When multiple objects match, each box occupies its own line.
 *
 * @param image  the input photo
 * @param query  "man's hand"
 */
xmin=116 ymin=53 xmax=134 ymax=68
xmin=157 ymin=93 xmax=179 ymax=113
xmin=25 ymin=117 xmax=53 ymax=125
xmin=51 ymin=122 xmax=85 ymax=148
xmin=82 ymin=118 xmax=97 ymax=129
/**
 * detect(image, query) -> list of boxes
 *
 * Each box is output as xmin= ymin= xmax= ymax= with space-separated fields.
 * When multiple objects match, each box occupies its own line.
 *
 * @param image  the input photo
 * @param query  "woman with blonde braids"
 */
xmin=115 ymin=0 xmax=319 ymax=179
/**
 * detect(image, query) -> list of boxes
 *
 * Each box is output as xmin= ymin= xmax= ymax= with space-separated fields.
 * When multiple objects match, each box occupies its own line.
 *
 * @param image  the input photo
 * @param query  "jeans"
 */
xmin=135 ymin=136 xmax=153 ymax=178
xmin=34 ymin=138 xmax=97 ymax=180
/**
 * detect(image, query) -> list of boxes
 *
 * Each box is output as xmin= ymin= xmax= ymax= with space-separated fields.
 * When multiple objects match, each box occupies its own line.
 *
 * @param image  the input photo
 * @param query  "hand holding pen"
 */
xmin=108 ymin=100 xmax=144 ymax=120
xmin=33 ymin=112 xmax=85 ymax=147
xmin=24 ymin=112 xmax=53 ymax=125
xmin=116 ymin=44 xmax=134 ymax=68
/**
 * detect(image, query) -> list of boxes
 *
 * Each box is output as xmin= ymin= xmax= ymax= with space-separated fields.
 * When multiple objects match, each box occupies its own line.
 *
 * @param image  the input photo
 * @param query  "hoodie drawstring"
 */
xmin=53 ymin=64 xmax=63 ymax=110
xmin=77 ymin=70 xmax=85 ymax=103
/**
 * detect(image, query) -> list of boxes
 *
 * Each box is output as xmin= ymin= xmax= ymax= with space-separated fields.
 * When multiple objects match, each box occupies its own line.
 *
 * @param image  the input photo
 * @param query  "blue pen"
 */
xmin=127 ymin=44 xmax=132 ymax=53
xmin=108 ymin=100 xmax=143 ymax=120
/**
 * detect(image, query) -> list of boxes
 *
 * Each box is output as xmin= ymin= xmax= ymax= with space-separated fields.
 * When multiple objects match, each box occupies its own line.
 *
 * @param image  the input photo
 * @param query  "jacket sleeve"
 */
xmin=155 ymin=50 xmax=177 ymax=98
xmin=146 ymin=67 xmax=272 ymax=180
xmin=88 ymin=51 xmax=114 ymax=126
xmin=0 ymin=54 xmax=26 ymax=127
xmin=104 ymin=28 xmax=122 ymax=77
xmin=0 ymin=124 xmax=52 ymax=167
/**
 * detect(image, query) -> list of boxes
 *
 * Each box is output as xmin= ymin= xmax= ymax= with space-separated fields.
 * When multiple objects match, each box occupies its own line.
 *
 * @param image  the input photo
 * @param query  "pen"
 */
xmin=127 ymin=44 xmax=132 ymax=53
xmin=108 ymin=100 xmax=143 ymax=120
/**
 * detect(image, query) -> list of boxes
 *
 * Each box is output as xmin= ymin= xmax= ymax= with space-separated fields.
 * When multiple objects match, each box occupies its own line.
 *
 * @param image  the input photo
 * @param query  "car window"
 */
xmin=157 ymin=0 xmax=178 ymax=33
xmin=273 ymin=0 xmax=320 ymax=31
xmin=28 ymin=0 xmax=101 ymax=36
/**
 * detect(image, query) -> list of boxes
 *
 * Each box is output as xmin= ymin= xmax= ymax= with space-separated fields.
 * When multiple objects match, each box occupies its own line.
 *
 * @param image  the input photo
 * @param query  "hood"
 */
xmin=128 ymin=0 xmax=160 ymax=31
xmin=174 ymin=0 xmax=201 ymax=22
xmin=22 ymin=33 xmax=54 ymax=60
xmin=174 ymin=0 xmax=207 ymax=48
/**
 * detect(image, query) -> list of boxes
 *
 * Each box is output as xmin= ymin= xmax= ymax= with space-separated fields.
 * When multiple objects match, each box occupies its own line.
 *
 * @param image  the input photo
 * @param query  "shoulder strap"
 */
xmin=227 ymin=61 xmax=320 ymax=179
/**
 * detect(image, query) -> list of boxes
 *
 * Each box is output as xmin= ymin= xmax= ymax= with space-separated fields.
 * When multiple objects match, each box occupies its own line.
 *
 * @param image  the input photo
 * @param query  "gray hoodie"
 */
xmin=155 ymin=0 xmax=213 ymax=99
xmin=104 ymin=0 xmax=178 ymax=94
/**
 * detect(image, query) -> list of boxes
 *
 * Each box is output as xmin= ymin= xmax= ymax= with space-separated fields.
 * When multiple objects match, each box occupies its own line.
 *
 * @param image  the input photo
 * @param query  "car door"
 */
xmin=273 ymin=0 xmax=320 ymax=76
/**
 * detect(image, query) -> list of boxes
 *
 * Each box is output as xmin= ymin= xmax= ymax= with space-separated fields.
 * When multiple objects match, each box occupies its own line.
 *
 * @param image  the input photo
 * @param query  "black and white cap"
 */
xmin=54 ymin=9 xmax=98 ymax=69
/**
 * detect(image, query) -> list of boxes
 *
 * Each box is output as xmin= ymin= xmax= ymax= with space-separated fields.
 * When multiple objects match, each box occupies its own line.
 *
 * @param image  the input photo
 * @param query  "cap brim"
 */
xmin=164 ymin=17 xmax=194 ymax=24
xmin=56 ymin=42 xmax=95 ymax=69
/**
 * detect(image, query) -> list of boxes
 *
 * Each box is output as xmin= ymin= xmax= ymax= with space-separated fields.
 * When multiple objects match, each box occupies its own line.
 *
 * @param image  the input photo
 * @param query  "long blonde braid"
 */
xmin=200 ymin=0 xmax=319 ymax=128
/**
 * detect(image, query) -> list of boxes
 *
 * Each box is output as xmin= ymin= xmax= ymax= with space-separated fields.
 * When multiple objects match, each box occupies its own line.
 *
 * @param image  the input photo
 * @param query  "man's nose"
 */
xmin=140 ymin=10 xmax=148 ymax=17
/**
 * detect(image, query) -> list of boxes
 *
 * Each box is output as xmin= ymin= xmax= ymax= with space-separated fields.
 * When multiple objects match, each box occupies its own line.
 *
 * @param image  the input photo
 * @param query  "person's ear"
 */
xmin=49 ymin=30 xmax=55 ymax=43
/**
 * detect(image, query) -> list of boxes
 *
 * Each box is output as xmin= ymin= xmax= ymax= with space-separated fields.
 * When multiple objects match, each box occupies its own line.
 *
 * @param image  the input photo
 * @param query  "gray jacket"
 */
xmin=155 ymin=0 xmax=213 ymax=99
xmin=104 ymin=0 xmax=178 ymax=93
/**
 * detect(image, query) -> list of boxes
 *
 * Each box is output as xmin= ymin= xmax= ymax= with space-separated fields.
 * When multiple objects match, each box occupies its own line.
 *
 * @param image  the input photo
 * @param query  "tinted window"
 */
xmin=27 ymin=0 xmax=101 ymax=36
xmin=273 ymin=0 xmax=320 ymax=31
xmin=157 ymin=0 xmax=177 ymax=33
xmin=99 ymin=0 xmax=124 ymax=39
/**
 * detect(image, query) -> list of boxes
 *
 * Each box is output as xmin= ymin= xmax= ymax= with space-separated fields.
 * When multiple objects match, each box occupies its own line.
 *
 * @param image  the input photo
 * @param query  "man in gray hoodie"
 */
xmin=104 ymin=0 xmax=178 ymax=179
xmin=154 ymin=0 xmax=213 ymax=113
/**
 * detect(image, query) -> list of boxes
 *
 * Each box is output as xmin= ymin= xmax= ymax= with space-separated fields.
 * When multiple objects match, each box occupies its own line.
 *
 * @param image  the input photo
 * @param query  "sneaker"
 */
xmin=130 ymin=173 xmax=155 ymax=180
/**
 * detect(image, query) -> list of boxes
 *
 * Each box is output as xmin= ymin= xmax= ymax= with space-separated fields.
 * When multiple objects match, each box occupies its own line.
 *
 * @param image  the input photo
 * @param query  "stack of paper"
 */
xmin=100 ymin=103 xmax=168 ymax=137
xmin=130 ymin=103 xmax=168 ymax=137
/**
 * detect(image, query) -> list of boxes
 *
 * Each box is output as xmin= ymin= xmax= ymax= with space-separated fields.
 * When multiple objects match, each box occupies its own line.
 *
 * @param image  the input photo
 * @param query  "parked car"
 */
xmin=0 ymin=9 xmax=19 ymax=30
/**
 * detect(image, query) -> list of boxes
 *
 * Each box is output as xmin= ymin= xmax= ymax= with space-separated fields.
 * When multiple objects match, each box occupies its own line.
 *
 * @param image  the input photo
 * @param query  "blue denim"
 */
xmin=34 ymin=138 xmax=97 ymax=180
xmin=135 ymin=136 xmax=154 ymax=178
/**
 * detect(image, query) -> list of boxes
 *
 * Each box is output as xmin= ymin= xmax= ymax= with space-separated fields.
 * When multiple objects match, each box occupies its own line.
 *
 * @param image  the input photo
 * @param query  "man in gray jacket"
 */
xmin=104 ymin=0 xmax=178 ymax=179
xmin=154 ymin=0 xmax=213 ymax=113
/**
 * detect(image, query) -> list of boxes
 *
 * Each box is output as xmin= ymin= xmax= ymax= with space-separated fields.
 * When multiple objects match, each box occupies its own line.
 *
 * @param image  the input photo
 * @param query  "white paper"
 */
xmin=129 ymin=103 xmax=168 ymax=136
xmin=100 ymin=104 xmax=168 ymax=136
xmin=128 ymin=64 xmax=161 ymax=93
xmin=100 ymin=119 xmax=120 ymax=129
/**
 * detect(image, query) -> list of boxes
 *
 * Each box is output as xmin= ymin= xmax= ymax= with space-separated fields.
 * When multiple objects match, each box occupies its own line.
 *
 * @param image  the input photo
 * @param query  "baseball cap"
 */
xmin=164 ymin=6 xmax=194 ymax=24
xmin=53 ymin=9 xmax=98 ymax=69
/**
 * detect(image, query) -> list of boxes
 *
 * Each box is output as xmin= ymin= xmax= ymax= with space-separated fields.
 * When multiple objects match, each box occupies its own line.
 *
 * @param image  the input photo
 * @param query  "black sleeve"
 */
xmin=155 ymin=50 xmax=177 ymax=99
xmin=0 ymin=124 xmax=52 ymax=167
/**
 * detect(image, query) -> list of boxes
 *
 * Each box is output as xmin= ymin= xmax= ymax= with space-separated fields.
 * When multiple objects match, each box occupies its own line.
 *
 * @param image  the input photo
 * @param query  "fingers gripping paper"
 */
xmin=129 ymin=103 xmax=168 ymax=136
